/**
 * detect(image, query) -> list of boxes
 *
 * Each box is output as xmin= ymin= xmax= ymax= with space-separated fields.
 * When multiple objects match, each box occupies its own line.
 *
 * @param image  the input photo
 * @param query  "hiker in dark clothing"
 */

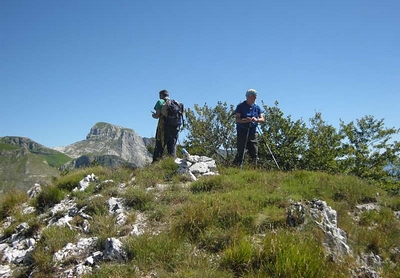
xmin=234 ymin=89 xmax=265 ymax=167
xmin=152 ymin=90 xmax=180 ymax=162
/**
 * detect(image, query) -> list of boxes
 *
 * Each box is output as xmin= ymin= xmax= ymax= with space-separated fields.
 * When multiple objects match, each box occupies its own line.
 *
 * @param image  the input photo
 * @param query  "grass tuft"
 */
xmin=33 ymin=185 xmax=66 ymax=212
xmin=0 ymin=189 xmax=28 ymax=220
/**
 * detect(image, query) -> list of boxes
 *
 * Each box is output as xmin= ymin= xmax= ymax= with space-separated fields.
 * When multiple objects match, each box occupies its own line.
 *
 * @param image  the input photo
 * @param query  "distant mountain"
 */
xmin=55 ymin=122 xmax=152 ymax=170
xmin=0 ymin=123 xmax=153 ymax=192
xmin=0 ymin=136 xmax=71 ymax=192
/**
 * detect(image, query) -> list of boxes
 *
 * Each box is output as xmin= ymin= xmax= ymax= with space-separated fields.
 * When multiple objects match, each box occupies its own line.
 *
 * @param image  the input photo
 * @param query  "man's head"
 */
xmin=245 ymin=89 xmax=257 ymax=104
xmin=246 ymin=89 xmax=257 ymax=97
xmin=159 ymin=90 xmax=169 ymax=99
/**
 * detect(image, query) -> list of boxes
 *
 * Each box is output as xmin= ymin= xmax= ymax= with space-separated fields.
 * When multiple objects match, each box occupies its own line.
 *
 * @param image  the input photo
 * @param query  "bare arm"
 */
xmin=152 ymin=109 xmax=161 ymax=119
xmin=257 ymin=113 xmax=265 ymax=123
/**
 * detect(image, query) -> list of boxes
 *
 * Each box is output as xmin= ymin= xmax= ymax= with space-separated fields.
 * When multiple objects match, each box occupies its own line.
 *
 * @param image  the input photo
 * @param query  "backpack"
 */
xmin=161 ymin=99 xmax=184 ymax=127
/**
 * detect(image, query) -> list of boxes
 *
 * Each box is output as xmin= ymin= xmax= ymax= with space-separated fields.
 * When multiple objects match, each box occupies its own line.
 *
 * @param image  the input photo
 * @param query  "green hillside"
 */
xmin=0 ymin=137 xmax=72 ymax=192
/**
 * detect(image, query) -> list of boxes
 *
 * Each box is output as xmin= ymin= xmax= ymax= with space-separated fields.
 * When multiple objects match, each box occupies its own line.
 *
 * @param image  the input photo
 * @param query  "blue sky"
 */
xmin=1 ymin=0 xmax=399 ymax=147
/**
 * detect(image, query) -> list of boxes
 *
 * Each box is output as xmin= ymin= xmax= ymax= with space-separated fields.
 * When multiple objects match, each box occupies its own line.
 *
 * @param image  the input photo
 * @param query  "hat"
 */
xmin=246 ymin=89 xmax=257 ymax=97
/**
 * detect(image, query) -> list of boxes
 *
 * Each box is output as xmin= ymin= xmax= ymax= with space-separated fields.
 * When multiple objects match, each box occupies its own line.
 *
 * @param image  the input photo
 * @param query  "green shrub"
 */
xmin=158 ymin=157 xmax=179 ymax=180
xmin=100 ymin=167 xmax=133 ymax=183
xmin=158 ymin=185 xmax=190 ymax=205
xmin=34 ymin=185 xmax=65 ymax=212
xmin=384 ymin=195 xmax=400 ymax=211
xmin=0 ymin=189 xmax=28 ymax=220
xmin=133 ymin=168 xmax=163 ymax=188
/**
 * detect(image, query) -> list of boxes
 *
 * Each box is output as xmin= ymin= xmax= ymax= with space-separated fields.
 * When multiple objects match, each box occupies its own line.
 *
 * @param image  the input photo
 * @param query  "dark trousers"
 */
xmin=234 ymin=131 xmax=258 ymax=166
xmin=153 ymin=125 xmax=179 ymax=162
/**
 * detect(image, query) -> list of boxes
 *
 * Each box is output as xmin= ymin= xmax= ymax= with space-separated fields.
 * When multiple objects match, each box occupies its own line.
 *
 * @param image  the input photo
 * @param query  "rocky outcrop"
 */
xmin=57 ymin=122 xmax=152 ymax=169
xmin=175 ymin=151 xmax=218 ymax=181
xmin=0 ymin=175 xmax=134 ymax=277
xmin=287 ymin=200 xmax=382 ymax=277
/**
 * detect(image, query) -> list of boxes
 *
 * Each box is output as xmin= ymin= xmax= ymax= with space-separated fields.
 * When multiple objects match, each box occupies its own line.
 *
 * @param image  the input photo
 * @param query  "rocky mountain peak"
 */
xmin=58 ymin=122 xmax=152 ymax=168
xmin=86 ymin=122 xmax=125 ymax=140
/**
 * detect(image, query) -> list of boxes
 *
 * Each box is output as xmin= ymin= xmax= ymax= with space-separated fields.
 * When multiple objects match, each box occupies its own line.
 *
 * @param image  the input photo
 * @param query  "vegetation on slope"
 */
xmin=183 ymin=102 xmax=400 ymax=193
xmin=1 ymin=159 xmax=399 ymax=277
xmin=0 ymin=139 xmax=71 ymax=192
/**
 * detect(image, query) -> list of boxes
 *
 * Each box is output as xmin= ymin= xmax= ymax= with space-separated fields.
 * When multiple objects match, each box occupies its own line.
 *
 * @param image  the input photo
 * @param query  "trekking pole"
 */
xmin=257 ymin=126 xmax=280 ymax=170
xmin=240 ymin=124 xmax=251 ymax=171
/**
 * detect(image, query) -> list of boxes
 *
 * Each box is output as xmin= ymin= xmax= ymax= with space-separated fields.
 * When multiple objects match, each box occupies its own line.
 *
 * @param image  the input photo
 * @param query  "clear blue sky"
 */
xmin=1 ymin=0 xmax=399 ymax=147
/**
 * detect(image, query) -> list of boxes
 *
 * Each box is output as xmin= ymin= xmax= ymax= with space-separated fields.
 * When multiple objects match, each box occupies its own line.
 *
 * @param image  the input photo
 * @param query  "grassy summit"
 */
xmin=1 ymin=159 xmax=400 ymax=277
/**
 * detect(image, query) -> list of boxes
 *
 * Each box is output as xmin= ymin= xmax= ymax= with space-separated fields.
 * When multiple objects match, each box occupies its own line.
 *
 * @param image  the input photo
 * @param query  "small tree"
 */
xmin=301 ymin=112 xmax=343 ymax=173
xmin=183 ymin=102 xmax=236 ymax=165
xmin=259 ymin=101 xmax=307 ymax=170
xmin=339 ymin=115 xmax=400 ymax=183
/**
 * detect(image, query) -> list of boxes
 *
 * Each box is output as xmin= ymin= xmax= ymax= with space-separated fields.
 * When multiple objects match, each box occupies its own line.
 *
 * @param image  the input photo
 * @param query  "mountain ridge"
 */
xmin=0 ymin=122 xmax=153 ymax=192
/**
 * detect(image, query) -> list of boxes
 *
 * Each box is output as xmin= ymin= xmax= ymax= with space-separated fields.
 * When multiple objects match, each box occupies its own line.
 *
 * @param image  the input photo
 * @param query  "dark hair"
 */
xmin=159 ymin=90 xmax=169 ymax=97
